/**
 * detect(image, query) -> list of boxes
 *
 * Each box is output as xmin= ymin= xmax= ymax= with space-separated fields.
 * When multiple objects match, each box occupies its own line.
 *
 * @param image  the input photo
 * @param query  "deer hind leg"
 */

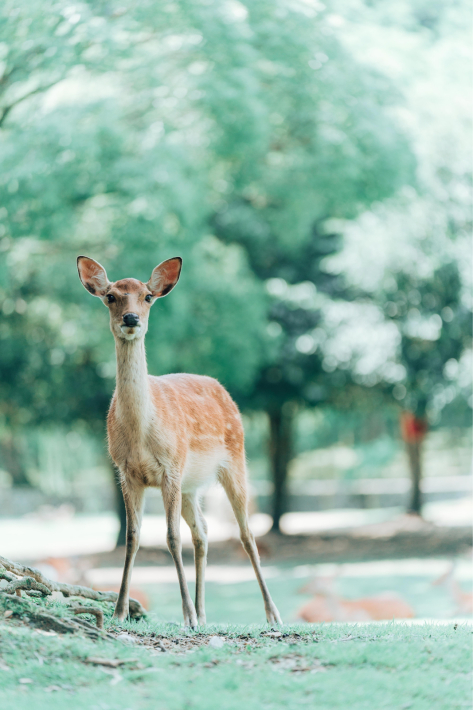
xmin=114 ymin=475 xmax=145 ymax=621
xmin=181 ymin=493 xmax=208 ymax=625
xmin=162 ymin=476 xmax=198 ymax=628
xmin=218 ymin=462 xmax=282 ymax=625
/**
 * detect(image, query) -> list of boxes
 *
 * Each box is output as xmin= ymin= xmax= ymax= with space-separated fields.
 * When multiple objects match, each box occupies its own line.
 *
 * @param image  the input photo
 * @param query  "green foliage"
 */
xmin=0 ymin=0 xmax=470 ymax=497
xmin=382 ymin=262 xmax=472 ymax=416
xmin=0 ymin=615 xmax=471 ymax=710
xmin=323 ymin=0 xmax=472 ymax=424
xmin=0 ymin=0 xmax=415 ymax=429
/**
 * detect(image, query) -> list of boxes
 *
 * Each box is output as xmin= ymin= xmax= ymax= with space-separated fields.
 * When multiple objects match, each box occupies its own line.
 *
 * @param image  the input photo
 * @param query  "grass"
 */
xmin=141 ymin=560 xmax=470 ymax=623
xmin=0 ymin=607 xmax=471 ymax=710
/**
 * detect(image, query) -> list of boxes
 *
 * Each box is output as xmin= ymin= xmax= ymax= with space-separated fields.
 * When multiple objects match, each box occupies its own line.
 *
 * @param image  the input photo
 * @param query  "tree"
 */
xmin=204 ymin=2 xmax=414 ymax=529
xmin=323 ymin=0 xmax=472 ymax=513
xmin=0 ymin=1 xmax=269 ymax=540
xmin=384 ymin=264 xmax=471 ymax=512
xmin=1 ymin=0 xmax=466 ymax=534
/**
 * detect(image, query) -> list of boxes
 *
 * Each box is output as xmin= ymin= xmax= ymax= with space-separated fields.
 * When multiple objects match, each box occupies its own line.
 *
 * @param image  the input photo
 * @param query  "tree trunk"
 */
xmin=268 ymin=405 xmax=293 ymax=533
xmin=400 ymin=411 xmax=427 ymax=516
xmin=114 ymin=470 xmax=127 ymax=548
xmin=406 ymin=439 xmax=423 ymax=514
xmin=0 ymin=433 xmax=31 ymax=487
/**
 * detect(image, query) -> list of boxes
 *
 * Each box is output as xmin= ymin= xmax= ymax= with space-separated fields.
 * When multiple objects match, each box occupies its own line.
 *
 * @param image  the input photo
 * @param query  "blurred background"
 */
xmin=0 ymin=0 xmax=471 ymax=623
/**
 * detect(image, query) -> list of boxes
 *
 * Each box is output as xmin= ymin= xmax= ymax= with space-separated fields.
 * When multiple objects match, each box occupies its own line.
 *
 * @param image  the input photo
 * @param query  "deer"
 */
xmin=76 ymin=255 xmax=281 ymax=628
xmin=432 ymin=562 xmax=473 ymax=617
xmin=296 ymin=573 xmax=415 ymax=622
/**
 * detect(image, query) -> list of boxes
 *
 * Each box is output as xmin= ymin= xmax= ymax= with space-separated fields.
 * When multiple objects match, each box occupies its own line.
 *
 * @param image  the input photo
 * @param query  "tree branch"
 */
xmin=0 ymin=555 xmax=146 ymax=618
xmin=0 ymin=80 xmax=59 ymax=128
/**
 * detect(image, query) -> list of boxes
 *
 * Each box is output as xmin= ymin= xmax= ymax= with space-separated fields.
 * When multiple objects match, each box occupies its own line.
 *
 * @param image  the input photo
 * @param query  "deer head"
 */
xmin=77 ymin=256 xmax=182 ymax=341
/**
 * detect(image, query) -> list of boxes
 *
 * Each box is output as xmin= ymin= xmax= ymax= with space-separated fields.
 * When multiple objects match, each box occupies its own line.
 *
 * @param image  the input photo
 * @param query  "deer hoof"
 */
xmin=112 ymin=605 xmax=129 ymax=623
xmin=184 ymin=614 xmax=198 ymax=629
xmin=266 ymin=606 xmax=282 ymax=625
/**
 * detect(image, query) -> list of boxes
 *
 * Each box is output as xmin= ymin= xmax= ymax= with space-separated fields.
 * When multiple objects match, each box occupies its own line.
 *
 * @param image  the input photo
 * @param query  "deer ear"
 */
xmin=77 ymin=256 xmax=111 ymax=297
xmin=147 ymin=257 xmax=182 ymax=298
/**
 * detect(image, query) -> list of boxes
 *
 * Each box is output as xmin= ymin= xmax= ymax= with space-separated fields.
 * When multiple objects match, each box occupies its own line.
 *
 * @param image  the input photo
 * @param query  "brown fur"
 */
xmin=297 ymin=594 xmax=415 ymax=622
xmin=77 ymin=255 xmax=281 ymax=627
xmin=296 ymin=575 xmax=414 ymax=622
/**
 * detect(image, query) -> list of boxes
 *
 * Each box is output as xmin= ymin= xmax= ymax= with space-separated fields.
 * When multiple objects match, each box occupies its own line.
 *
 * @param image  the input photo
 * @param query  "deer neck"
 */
xmin=114 ymin=337 xmax=152 ymax=430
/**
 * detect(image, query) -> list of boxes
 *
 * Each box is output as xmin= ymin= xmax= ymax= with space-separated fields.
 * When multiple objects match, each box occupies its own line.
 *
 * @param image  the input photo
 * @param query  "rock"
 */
xmin=208 ymin=636 xmax=225 ymax=649
xmin=116 ymin=632 xmax=137 ymax=644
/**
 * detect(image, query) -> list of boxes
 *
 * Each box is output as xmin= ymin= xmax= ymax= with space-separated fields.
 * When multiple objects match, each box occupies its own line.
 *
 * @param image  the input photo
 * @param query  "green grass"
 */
xmin=0 ymin=613 xmax=471 ymax=710
xmin=143 ymin=566 xmax=467 ymax=624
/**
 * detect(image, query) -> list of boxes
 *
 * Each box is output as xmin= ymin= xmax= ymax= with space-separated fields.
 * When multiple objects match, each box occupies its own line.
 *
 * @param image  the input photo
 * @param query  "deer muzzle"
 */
xmin=123 ymin=313 xmax=140 ymax=327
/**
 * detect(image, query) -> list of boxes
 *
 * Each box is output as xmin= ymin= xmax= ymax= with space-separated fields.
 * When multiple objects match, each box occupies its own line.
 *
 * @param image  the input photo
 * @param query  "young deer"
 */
xmin=432 ymin=562 xmax=473 ymax=617
xmin=77 ymin=255 xmax=281 ymax=628
xmin=297 ymin=574 xmax=415 ymax=622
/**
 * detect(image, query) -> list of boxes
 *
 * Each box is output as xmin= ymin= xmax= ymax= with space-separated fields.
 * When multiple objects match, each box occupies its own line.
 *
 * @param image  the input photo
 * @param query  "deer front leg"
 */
xmin=162 ymin=477 xmax=198 ymax=628
xmin=113 ymin=477 xmax=145 ymax=622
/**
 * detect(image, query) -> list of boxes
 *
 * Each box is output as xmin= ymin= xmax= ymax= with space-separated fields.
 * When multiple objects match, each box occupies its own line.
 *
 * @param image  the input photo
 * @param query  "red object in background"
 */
xmin=400 ymin=411 xmax=428 ymax=443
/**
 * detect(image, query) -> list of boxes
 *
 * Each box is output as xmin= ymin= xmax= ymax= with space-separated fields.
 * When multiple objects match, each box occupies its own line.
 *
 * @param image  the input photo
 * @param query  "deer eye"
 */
xmin=145 ymin=294 xmax=153 ymax=303
xmin=106 ymin=294 xmax=116 ymax=304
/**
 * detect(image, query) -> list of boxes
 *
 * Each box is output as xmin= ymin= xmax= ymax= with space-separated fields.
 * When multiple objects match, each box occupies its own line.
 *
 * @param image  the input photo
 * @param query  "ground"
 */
xmin=1 ymin=507 xmax=471 ymax=708
xmin=0 ymin=598 xmax=471 ymax=710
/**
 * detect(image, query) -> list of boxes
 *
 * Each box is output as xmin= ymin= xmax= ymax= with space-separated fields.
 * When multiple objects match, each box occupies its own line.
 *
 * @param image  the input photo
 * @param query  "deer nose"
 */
xmin=123 ymin=313 xmax=140 ymax=327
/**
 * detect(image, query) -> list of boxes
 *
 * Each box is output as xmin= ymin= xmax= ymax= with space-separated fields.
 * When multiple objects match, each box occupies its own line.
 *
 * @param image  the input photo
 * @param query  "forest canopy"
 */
xmin=0 ymin=0 xmax=471 ymax=526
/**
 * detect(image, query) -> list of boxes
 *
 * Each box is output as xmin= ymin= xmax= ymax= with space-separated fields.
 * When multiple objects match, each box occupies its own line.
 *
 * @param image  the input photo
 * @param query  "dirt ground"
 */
xmin=80 ymin=515 xmax=472 ymax=570
xmin=106 ymin=627 xmax=313 ymax=654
